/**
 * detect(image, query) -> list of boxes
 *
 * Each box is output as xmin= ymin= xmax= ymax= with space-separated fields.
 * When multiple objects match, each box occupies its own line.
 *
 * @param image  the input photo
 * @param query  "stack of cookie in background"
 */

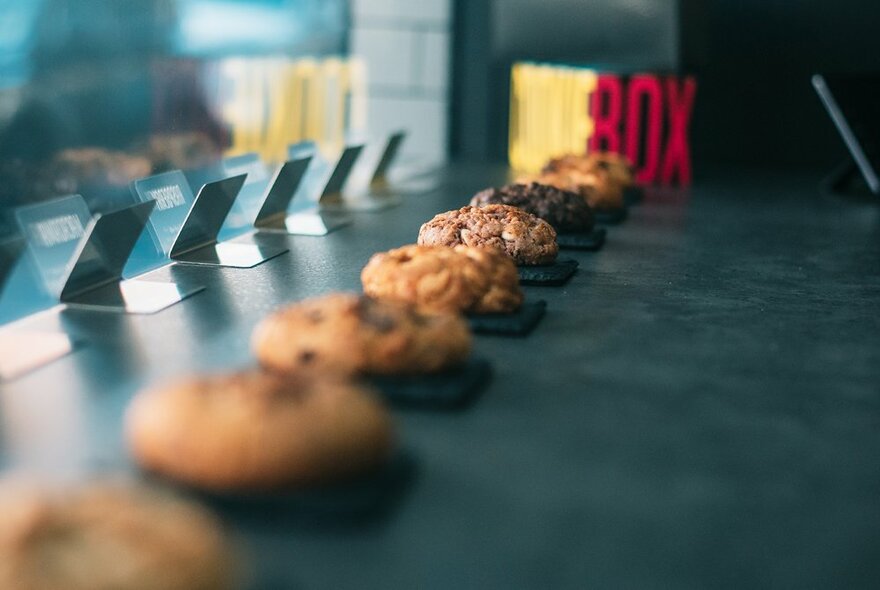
xmin=0 ymin=151 xmax=637 ymax=589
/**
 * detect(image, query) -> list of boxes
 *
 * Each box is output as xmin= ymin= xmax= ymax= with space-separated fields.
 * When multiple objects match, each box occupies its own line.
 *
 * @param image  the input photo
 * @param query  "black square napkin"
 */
xmin=467 ymin=300 xmax=547 ymax=336
xmin=518 ymin=259 xmax=579 ymax=286
xmin=369 ymin=356 xmax=492 ymax=410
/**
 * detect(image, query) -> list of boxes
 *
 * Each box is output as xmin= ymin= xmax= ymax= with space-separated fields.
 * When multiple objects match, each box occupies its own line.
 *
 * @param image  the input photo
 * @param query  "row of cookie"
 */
xmin=122 ymin=183 xmax=572 ymax=492
xmin=358 ymin=152 xmax=639 ymax=315
xmin=0 ymin=151 xmax=634 ymax=589
xmin=412 ymin=152 xmax=636 ymax=272
xmin=0 ymin=295 xmax=472 ymax=587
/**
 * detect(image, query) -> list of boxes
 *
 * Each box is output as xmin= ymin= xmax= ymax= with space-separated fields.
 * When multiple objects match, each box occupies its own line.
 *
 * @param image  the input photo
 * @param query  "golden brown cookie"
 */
xmin=253 ymin=293 xmax=471 ymax=376
xmin=0 ymin=480 xmax=237 ymax=590
xmin=417 ymin=204 xmax=558 ymax=266
xmin=542 ymin=151 xmax=635 ymax=187
xmin=588 ymin=151 xmax=636 ymax=187
xmin=361 ymin=244 xmax=523 ymax=314
xmin=126 ymin=370 xmax=395 ymax=491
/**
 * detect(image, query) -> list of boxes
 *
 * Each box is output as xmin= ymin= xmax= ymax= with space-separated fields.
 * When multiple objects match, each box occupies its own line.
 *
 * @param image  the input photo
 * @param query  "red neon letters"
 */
xmin=589 ymin=74 xmax=696 ymax=186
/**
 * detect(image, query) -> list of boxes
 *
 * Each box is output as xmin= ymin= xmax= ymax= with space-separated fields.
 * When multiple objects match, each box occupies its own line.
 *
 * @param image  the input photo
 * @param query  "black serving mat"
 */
xmin=151 ymin=449 xmax=418 ymax=526
xmin=467 ymin=300 xmax=546 ymax=336
xmin=518 ymin=259 xmax=579 ymax=286
xmin=557 ymin=227 xmax=606 ymax=251
xmin=624 ymin=186 xmax=644 ymax=206
xmin=369 ymin=356 xmax=492 ymax=410
xmin=594 ymin=206 xmax=628 ymax=225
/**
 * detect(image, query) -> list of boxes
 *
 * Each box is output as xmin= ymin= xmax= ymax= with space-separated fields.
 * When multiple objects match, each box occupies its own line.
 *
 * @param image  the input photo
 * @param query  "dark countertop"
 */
xmin=2 ymin=164 xmax=879 ymax=589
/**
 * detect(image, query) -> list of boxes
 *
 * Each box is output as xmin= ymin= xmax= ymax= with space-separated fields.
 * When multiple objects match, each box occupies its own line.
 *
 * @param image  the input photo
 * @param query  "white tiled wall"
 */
xmin=350 ymin=0 xmax=451 ymax=164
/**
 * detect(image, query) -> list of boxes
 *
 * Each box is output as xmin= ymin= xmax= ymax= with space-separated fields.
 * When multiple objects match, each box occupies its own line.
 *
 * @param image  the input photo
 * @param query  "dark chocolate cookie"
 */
xmin=470 ymin=182 xmax=594 ymax=233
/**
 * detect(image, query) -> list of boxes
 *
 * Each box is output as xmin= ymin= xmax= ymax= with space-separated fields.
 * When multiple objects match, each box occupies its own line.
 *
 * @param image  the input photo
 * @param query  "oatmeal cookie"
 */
xmin=252 ymin=293 xmax=471 ymax=376
xmin=470 ymin=182 xmax=594 ymax=233
xmin=417 ymin=204 xmax=558 ymax=266
xmin=361 ymin=244 xmax=523 ymax=314
xmin=126 ymin=369 xmax=395 ymax=490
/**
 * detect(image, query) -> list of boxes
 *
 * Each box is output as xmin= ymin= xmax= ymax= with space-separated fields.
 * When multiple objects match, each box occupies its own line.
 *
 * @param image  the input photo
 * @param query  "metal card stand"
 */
xmin=170 ymin=175 xmax=288 ymax=267
xmin=280 ymin=146 xmax=362 ymax=236
xmin=132 ymin=170 xmax=198 ymax=257
xmin=218 ymin=152 xmax=275 ymax=240
xmin=370 ymin=131 xmax=407 ymax=189
xmin=320 ymin=134 xmax=406 ymax=213
xmin=253 ymin=156 xmax=317 ymax=234
xmin=59 ymin=201 xmax=204 ymax=314
xmin=0 ymin=238 xmax=75 ymax=381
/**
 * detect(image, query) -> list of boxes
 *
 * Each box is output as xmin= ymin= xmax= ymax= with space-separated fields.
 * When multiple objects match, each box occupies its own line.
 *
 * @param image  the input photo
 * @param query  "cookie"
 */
xmin=470 ymin=182 xmax=594 ymax=233
xmin=361 ymin=244 xmax=523 ymax=314
xmin=137 ymin=132 xmax=220 ymax=173
xmin=587 ymin=151 xmax=636 ymax=188
xmin=417 ymin=204 xmax=558 ymax=266
xmin=543 ymin=151 xmax=635 ymax=188
xmin=523 ymin=169 xmax=623 ymax=211
xmin=0 ymin=480 xmax=236 ymax=590
xmin=126 ymin=370 xmax=395 ymax=490
xmin=53 ymin=148 xmax=153 ymax=186
xmin=125 ymin=370 xmax=394 ymax=491
xmin=253 ymin=294 xmax=471 ymax=376
xmin=19 ymin=148 xmax=151 ymax=202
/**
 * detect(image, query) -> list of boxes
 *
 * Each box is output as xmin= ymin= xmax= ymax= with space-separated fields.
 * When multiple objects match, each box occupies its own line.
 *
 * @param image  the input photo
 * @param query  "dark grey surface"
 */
xmin=2 ymin=164 xmax=880 ymax=588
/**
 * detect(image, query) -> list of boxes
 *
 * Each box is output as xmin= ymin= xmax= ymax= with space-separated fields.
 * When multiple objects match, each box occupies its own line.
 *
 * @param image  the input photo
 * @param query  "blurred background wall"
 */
xmin=349 ymin=0 xmax=451 ymax=164
xmin=450 ymin=0 xmax=705 ymax=164
xmin=448 ymin=0 xmax=880 ymax=174
xmin=0 ymin=0 xmax=352 ymax=216
xmin=3 ymin=0 xmax=880 ymax=183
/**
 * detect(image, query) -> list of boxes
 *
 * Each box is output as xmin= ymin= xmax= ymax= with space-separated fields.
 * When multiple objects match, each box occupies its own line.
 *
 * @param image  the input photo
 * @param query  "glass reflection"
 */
xmin=0 ymin=0 xmax=350 ymax=217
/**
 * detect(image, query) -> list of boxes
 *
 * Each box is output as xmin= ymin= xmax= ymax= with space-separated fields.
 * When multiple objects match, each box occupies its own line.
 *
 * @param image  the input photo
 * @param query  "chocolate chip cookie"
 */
xmin=470 ymin=182 xmax=594 ymax=233
xmin=126 ymin=369 xmax=395 ymax=490
xmin=0 ymin=480 xmax=237 ymax=590
xmin=362 ymin=244 xmax=523 ymax=314
xmin=417 ymin=204 xmax=558 ymax=266
xmin=253 ymin=293 xmax=472 ymax=376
